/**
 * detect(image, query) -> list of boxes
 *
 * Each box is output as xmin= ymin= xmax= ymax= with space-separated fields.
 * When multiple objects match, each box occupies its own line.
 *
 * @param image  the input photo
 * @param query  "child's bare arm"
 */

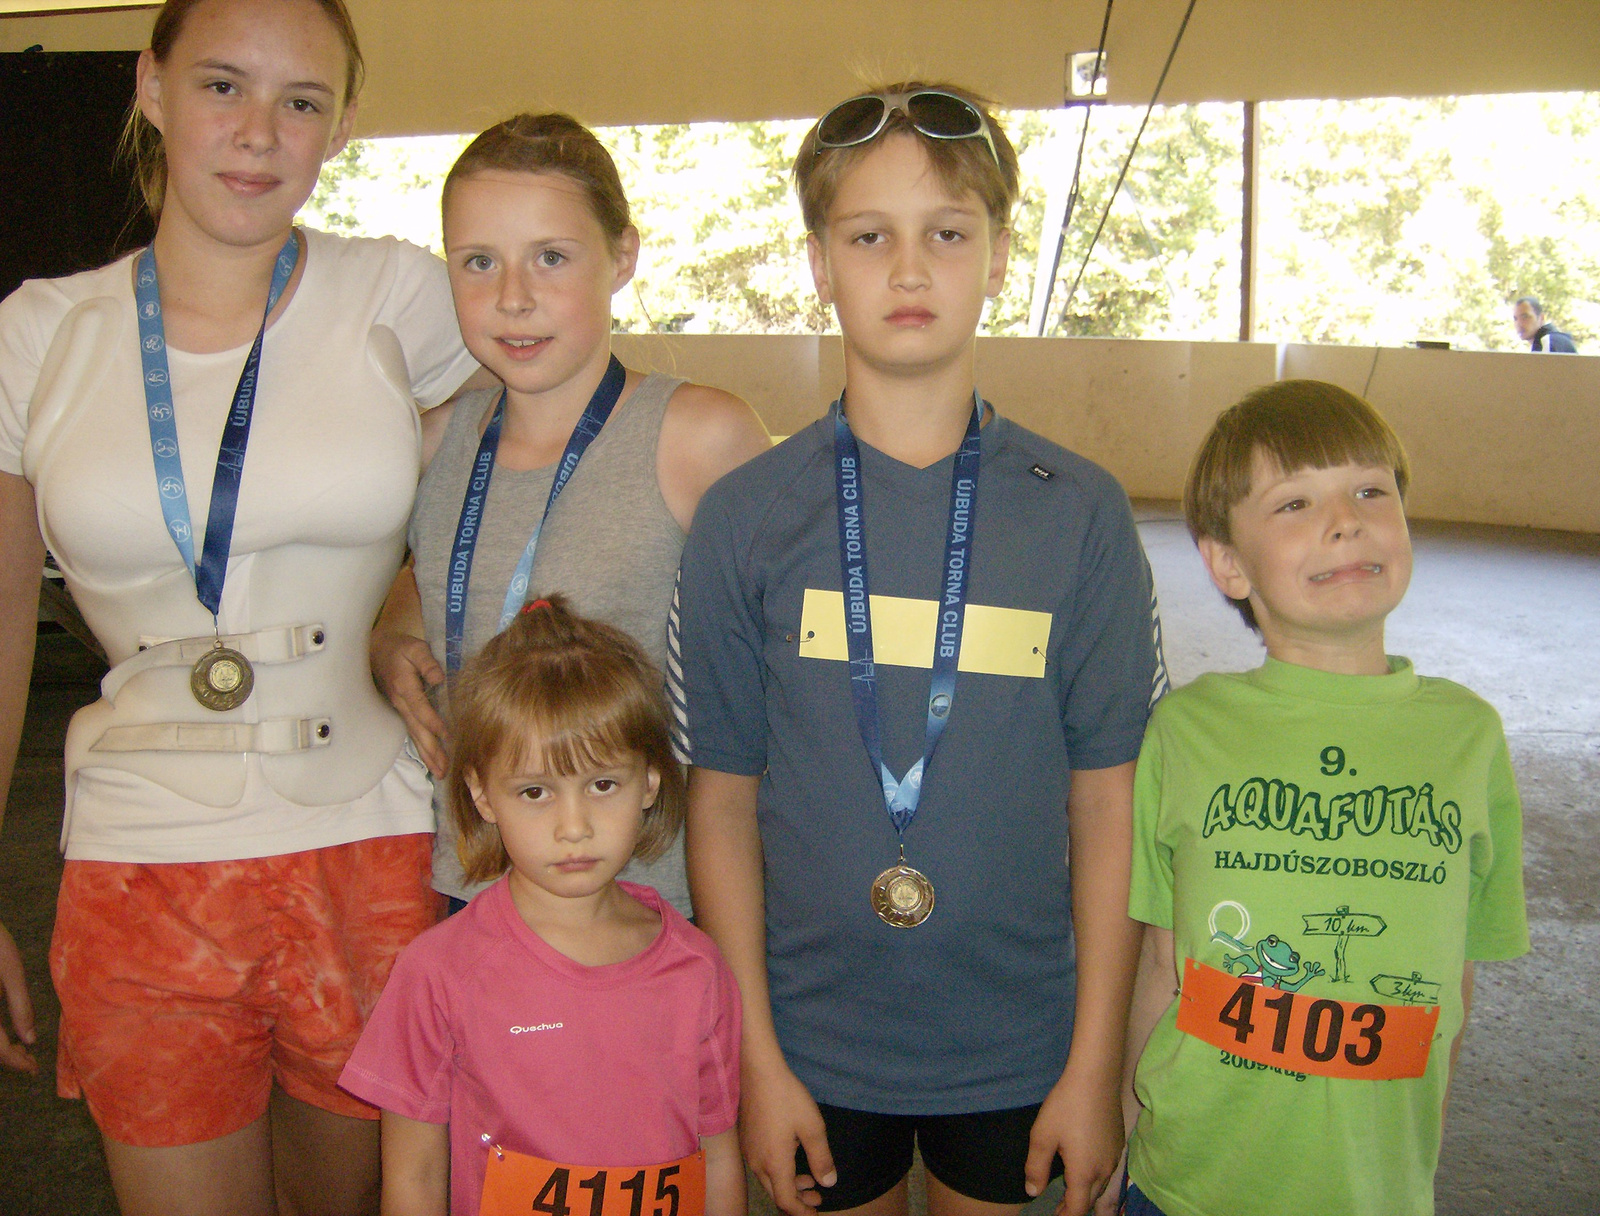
xmin=0 ymin=921 xmax=36 ymax=1075
xmin=1443 ymin=961 xmax=1475 ymax=1122
xmin=1026 ymin=760 xmax=1143 ymax=1216
xmin=379 ymin=1110 xmax=449 ymax=1216
xmin=658 ymin=385 xmax=771 ymax=533
xmin=1090 ymin=923 xmax=1171 ymax=1216
xmin=0 ymin=473 xmax=43 ymax=1074
xmin=1122 ymin=924 xmax=1178 ymax=1137
xmin=687 ymin=768 xmax=834 ymax=1216
xmin=702 ymin=1127 xmax=746 ymax=1216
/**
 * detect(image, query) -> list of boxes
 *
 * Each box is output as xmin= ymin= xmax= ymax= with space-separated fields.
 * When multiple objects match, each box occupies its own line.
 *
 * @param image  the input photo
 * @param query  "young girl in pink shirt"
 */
xmin=341 ymin=597 xmax=743 ymax=1216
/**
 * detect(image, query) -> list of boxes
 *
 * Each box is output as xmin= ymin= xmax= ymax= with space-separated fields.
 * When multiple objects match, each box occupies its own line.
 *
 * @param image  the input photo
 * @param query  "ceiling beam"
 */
xmin=3 ymin=1 xmax=1595 ymax=137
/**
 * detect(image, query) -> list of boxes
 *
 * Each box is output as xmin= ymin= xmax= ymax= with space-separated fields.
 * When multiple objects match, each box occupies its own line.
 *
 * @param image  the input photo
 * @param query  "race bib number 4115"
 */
xmin=1175 ymin=959 xmax=1438 ymax=1080
xmin=480 ymin=1147 xmax=706 ymax=1216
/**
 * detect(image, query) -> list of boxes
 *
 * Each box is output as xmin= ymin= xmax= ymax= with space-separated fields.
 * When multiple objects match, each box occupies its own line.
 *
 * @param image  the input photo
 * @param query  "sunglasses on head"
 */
xmin=814 ymin=89 xmax=1000 ymax=166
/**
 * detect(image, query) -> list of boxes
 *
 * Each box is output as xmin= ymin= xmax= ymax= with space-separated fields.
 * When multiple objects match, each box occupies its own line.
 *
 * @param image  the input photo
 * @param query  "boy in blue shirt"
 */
xmin=676 ymin=84 xmax=1163 ymax=1216
xmin=1120 ymin=381 xmax=1529 ymax=1216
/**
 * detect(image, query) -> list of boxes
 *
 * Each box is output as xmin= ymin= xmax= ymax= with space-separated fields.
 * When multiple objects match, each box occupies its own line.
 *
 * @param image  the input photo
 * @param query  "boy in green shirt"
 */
xmin=1121 ymin=381 xmax=1529 ymax=1216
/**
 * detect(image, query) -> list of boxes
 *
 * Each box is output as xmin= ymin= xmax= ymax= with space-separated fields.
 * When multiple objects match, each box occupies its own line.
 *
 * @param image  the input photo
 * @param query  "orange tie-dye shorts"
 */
xmin=50 ymin=833 xmax=439 ymax=1148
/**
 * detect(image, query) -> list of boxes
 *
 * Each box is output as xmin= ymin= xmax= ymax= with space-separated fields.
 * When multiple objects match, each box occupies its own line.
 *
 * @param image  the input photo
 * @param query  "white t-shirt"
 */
xmin=0 ymin=229 xmax=478 ymax=862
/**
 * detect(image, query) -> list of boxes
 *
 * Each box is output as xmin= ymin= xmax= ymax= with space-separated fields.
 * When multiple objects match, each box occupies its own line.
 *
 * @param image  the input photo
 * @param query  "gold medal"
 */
xmin=871 ymin=862 xmax=935 ymax=928
xmin=191 ymin=643 xmax=254 ymax=711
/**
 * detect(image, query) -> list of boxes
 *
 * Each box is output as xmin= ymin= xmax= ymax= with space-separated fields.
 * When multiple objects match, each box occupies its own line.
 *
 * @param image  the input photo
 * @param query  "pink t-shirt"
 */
xmin=341 ymin=879 xmax=740 ymax=1216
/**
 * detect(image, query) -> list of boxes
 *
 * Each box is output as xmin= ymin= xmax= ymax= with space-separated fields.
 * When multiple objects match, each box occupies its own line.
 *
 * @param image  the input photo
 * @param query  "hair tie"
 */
xmin=521 ymin=599 xmax=552 ymax=614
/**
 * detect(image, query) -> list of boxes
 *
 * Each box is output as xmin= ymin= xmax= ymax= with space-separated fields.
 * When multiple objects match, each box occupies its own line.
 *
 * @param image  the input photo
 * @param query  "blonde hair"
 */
xmin=442 ymin=113 xmax=631 ymax=250
xmin=1184 ymin=379 xmax=1411 ymax=628
xmin=122 ymin=0 xmax=365 ymax=219
xmin=447 ymin=596 xmax=685 ymax=886
xmin=793 ymin=81 xmax=1020 ymax=234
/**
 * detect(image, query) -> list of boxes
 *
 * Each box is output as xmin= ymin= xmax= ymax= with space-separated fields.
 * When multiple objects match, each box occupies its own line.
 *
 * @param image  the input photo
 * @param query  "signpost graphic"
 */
xmin=1301 ymin=905 xmax=1387 ymax=983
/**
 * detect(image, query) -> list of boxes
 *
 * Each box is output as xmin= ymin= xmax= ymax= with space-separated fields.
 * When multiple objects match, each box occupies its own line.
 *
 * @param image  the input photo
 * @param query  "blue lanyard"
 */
xmin=832 ymin=394 xmax=983 ymax=835
xmin=135 ymin=234 xmax=299 ymax=620
xmin=444 ymin=354 xmax=627 ymax=672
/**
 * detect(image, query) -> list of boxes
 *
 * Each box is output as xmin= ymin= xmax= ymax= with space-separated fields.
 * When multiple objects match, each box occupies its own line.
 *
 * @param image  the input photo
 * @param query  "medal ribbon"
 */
xmin=444 ymin=354 xmax=627 ymax=672
xmin=832 ymin=394 xmax=982 ymax=835
xmin=136 ymin=234 xmax=299 ymax=618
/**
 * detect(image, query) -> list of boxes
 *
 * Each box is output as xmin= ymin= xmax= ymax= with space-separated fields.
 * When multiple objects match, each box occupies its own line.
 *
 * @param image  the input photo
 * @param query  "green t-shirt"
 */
xmin=1127 ymin=657 xmax=1528 ymax=1216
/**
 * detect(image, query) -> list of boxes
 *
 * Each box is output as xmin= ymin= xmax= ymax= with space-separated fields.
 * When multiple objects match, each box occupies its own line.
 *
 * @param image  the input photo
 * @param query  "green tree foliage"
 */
xmin=1002 ymin=103 xmax=1241 ymax=339
xmin=610 ymin=104 xmax=1245 ymax=340
xmin=300 ymin=94 xmax=1599 ymax=350
xmin=303 ymin=138 xmax=376 ymax=235
xmin=301 ymin=134 xmax=470 ymax=251
xmin=608 ymin=121 xmax=829 ymax=334
xmin=1259 ymin=94 xmax=1600 ymax=350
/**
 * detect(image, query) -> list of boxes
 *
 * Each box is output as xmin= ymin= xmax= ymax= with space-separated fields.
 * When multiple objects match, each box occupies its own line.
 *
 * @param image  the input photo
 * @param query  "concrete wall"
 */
xmin=4 ymin=2 xmax=1598 ymax=135
xmin=614 ymin=334 xmax=1600 ymax=533
xmin=1280 ymin=344 xmax=1600 ymax=533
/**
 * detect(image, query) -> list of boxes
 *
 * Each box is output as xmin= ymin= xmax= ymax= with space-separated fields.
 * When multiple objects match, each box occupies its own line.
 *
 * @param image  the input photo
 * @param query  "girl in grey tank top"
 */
xmin=377 ymin=113 xmax=768 ymax=922
xmin=411 ymin=374 xmax=691 ymax=909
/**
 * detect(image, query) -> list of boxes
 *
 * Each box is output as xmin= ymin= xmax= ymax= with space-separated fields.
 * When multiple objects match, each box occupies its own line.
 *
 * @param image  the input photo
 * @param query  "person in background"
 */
xmin=1512 ymin=296 xmax=1577 ymax=352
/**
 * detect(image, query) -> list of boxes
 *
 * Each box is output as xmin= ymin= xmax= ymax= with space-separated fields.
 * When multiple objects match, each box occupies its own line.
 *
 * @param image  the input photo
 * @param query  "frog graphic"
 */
xmin=1222 ymin=934 xmax=1325 ymax=992
xmin=1209 ymin=902 xmax=1326 ymax=993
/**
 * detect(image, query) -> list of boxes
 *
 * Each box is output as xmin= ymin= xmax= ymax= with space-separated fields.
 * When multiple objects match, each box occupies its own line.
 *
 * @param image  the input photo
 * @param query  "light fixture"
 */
xmin=1068 ymin=50 xmax=1109 ymax=98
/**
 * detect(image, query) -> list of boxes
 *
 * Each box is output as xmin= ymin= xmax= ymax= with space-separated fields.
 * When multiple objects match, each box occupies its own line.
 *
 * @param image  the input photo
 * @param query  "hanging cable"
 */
xmin=1124 ymin=182 xmax=1181 ymax=311
xmin=1050 ymin=0 xmax=1199 ymax=334
xmin=1032 ymin=0 xmax=1115 ymax=334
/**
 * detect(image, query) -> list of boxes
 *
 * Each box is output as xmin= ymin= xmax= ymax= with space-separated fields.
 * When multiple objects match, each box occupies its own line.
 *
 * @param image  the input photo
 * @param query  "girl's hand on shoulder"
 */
xmin=658 ymin=385 xmax=770 ymax=532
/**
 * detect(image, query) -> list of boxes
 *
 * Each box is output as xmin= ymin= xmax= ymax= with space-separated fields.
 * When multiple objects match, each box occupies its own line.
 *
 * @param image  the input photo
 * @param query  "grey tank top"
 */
xmin=410 ymin=372 xmax=690 ymax=911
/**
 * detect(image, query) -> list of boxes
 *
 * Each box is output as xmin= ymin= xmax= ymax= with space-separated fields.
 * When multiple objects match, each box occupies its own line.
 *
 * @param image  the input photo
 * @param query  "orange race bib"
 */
xmin=480 ymin=1146 xmax=706 ymax=1216
xmin=1175 ymin=958 xmax=1439 ymax=1080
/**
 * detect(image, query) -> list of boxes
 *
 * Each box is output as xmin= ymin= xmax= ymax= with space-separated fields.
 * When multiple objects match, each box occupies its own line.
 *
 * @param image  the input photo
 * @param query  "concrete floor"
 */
xmin=2 ymin=506 xmax=1596 ymax=1215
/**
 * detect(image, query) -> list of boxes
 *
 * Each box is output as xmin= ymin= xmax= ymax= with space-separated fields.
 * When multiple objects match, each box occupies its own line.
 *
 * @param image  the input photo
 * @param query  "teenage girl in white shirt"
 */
xmin=0 ymin=1 xmax=481 ymax=1211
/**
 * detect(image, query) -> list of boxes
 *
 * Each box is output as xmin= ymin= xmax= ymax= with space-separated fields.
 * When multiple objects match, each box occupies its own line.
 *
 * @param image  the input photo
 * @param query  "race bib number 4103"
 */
xmin=480 ymin=1147 xmax=706 ymax=1216
xmin=1175 ymin=959 xmax=1438 ymax=1080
